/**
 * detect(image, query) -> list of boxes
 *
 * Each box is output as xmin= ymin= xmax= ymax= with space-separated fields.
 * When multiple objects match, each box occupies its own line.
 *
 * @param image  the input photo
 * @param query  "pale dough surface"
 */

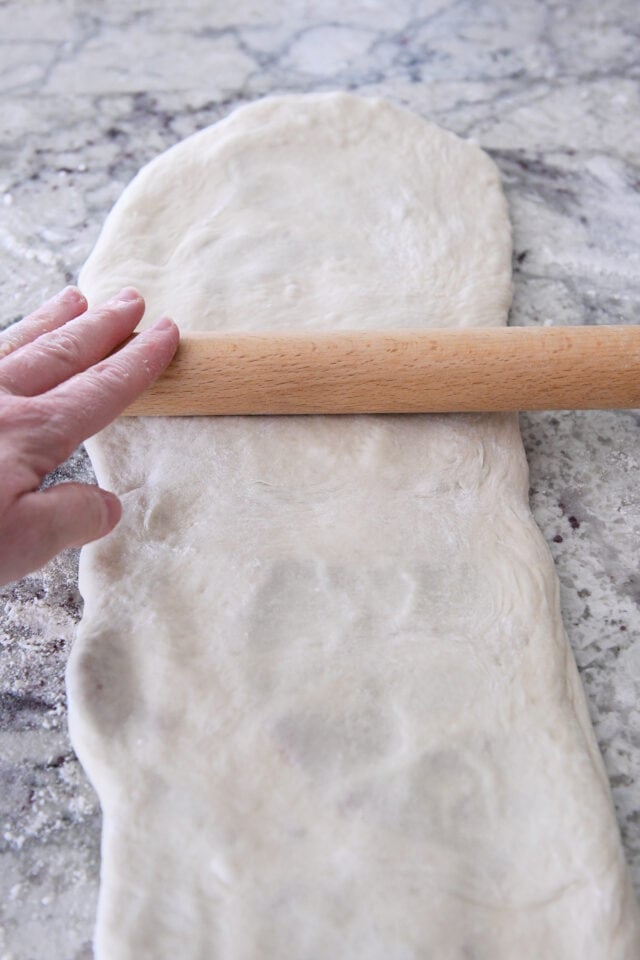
xmin=69 ymin=93 xmax=640 ymax=958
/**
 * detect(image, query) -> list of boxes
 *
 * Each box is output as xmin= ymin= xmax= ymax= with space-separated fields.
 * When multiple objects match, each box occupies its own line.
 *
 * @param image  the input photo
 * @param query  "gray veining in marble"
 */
xmin=1 ymin=1 xmax=639 ymax=957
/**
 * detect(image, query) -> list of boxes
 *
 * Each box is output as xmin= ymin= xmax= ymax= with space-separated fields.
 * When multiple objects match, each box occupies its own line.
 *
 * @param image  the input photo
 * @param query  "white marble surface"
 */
xmin=1 ymin=1 xmax=639 ymax=957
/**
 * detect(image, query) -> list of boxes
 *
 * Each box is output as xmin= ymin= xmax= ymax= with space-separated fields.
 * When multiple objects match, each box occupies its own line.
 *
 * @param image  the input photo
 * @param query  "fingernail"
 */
xmin=100 ymin=491 xmax=122 ymax=529
xmin=115 ymin=286 xmax=142 ymax=303
xmin=56 ymin=285 xmax=85 ymax=304
xmin=153 ymin=316 xmax=177 ymax=332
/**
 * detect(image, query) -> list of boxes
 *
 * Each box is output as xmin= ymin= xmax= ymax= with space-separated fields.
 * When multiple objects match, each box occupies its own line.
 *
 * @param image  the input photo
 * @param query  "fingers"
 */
xmin=34 ymin=316 xmax=179 ymax=463
xmin=0 ymin=483 xmax=121 ymax=586
xmin=0 ymin=287 xmax=146 ymax=396
xmin=0 ymin=288 xmax=180 ymax=585
xmin=0 ymin=287 xmax=87 ymax=362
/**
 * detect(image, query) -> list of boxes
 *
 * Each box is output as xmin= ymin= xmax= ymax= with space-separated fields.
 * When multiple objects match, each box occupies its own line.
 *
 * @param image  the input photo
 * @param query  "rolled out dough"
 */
xmin=69 ymin=94 xmax=640 ymax=958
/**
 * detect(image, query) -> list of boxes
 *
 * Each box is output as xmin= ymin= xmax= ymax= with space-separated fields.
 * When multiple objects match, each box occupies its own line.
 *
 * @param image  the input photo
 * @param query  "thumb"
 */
xmin=0 ymin=483 xmax=122 ymax=584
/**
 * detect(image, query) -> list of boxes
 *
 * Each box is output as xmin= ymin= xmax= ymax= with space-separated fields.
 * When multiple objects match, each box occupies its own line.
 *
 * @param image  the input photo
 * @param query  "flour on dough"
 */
xmin=68 ymin=93 xmax=640 ymax=959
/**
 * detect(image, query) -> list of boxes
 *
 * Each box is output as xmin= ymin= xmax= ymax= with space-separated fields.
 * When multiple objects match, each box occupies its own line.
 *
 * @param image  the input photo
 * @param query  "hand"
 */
xmin=0 ymin=285 xmax=179 ymax=586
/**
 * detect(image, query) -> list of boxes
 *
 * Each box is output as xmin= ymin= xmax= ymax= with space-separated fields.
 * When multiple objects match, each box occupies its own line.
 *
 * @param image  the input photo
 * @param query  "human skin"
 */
xmin=0 ymin=285 xmax=179 ymax=585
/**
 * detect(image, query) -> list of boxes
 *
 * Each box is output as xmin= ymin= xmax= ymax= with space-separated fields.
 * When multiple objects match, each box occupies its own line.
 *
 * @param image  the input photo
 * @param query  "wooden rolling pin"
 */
xmin=123 ymin=325 xmax=640 ymax=416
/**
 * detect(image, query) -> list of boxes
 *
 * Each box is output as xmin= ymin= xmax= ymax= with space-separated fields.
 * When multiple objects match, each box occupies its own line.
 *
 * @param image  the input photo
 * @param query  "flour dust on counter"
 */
xmin=68 ymin=93 xmax=640 ymax=959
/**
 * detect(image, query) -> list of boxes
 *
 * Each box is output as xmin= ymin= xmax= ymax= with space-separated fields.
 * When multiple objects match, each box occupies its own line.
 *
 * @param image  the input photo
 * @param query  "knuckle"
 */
xmin=40 ymin=328 xmax=84 ymax=373
xmin=0 ymin=392 xmax=22 ymax=428
xmin=16 ymin=396 xmax=77 ymax=473
xmin=92 ymin=354 xmax=141 ymax=390
xmin=0 ymin=393 xmax=45 ymax=439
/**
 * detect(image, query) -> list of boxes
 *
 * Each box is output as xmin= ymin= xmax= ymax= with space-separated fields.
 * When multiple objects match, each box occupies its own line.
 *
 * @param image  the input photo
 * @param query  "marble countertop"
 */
xmin=1 ymin=1 xmax=639 ymax=956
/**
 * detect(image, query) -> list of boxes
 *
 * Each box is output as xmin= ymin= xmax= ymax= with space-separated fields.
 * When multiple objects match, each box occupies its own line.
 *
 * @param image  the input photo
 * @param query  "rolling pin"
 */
xmin=123 ymin=325 xmax=640 ymax=416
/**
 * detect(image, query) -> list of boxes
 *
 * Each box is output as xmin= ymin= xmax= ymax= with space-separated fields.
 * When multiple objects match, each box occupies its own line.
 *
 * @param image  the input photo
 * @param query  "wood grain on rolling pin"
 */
xmin=123 ymin=326 xmax=640 ymax=416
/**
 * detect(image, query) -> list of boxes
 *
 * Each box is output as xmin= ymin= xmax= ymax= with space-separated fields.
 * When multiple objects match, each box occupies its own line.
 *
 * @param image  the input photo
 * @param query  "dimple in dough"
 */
xmin=68 ymin=93 xmax=640 ymax=959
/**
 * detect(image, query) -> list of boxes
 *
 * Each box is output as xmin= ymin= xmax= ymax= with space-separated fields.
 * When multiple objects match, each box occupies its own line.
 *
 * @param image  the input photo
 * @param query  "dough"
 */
xmin=68 ymin=94 xmax=640 ymax=958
